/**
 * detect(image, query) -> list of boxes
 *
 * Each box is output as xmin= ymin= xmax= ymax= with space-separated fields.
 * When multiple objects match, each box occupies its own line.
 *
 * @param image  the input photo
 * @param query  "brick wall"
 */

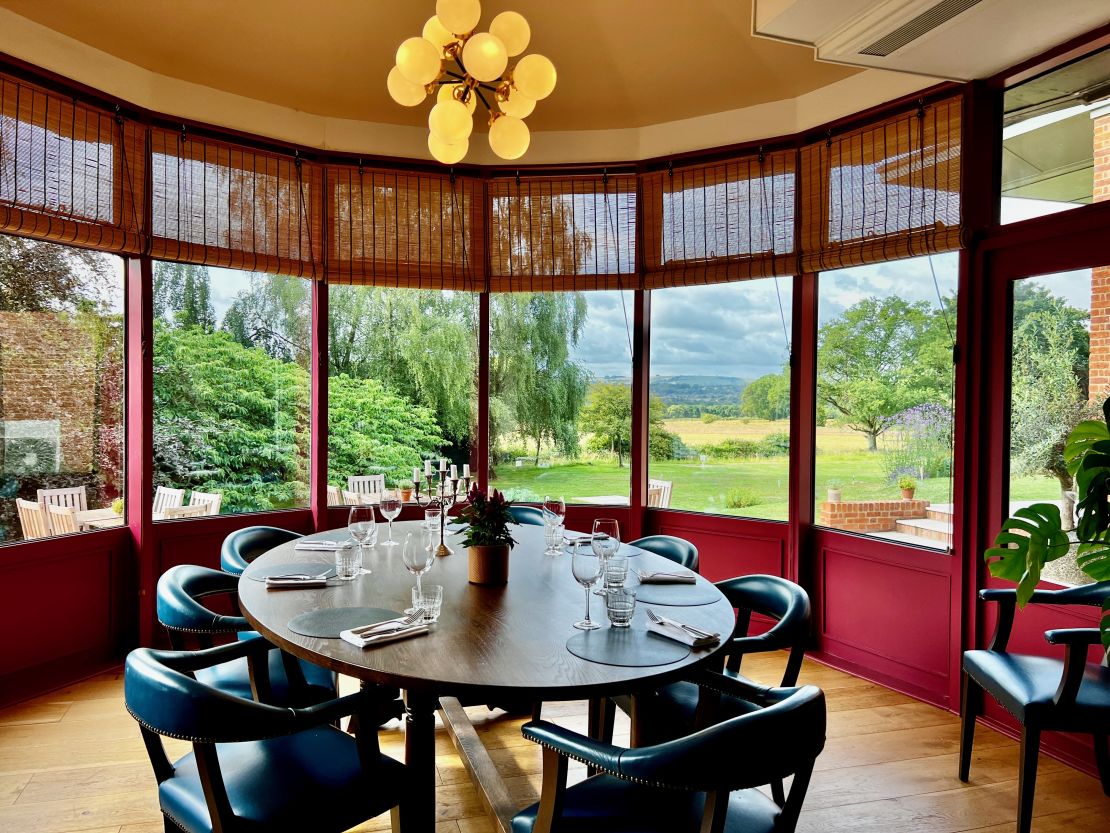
xmin=0 ymin=311 xmax=98 ymax=471
xmin=1089 ymin=109 xmax=1110 ymax=398
xmin=819 ymin=499 xmax=929 ymax=533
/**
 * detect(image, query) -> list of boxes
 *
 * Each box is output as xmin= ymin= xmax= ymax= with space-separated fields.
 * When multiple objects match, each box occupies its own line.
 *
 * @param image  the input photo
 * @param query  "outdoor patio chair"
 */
xmin=152 ymin=486 xmax=185 ymax=515
xmin=162 ymin=504 xmax=208 ymax=519
xmin=348 ymin=474 xmax=385 ymax=496
xmin=647 ymin=478 xmax=672 ymax=508
xmin=38 ymin=486 xmax=87 ymax=534
xmin=45 ymin=503 xmax=79 ymax=535
xmin=15 ymin=498 xmax=48 ymax=540
xmin=187 ymin=489 xmax=222 ymax=515
xmin=327 ymin=484 xmax=343 ymax=505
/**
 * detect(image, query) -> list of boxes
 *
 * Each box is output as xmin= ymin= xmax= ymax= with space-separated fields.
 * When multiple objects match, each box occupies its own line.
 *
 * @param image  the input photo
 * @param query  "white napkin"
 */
xmin=294 ymin=539 xmax=348 ymax=551
xmin=340 ymin=623 xmax=430 ymax=648
xmin=637 ymin=569 xmax=697 ymax=584
xmin=265 ymin=576 xmax=329 ymax=589
xmin=562 ymin=531 xmax=603 ymax=544
xmin=647 ymin=616 xmax=720 ymax=648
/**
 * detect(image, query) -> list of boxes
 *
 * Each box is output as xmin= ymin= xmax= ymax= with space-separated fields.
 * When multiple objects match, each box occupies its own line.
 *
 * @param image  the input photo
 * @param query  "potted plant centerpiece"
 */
xmin=458 ymin=484 xmax=517 ymax=585
xmin=898 ymin=475 xmax=917 ymax=500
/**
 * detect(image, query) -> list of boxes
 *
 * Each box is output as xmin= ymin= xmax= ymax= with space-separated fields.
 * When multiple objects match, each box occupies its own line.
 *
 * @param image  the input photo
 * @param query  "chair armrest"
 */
xmin=156 ymin=637 xmax=272 ymax=672
xmin=1044 ymin=628 xmax=1102 ymax=708
xmin=980 ymin=583 xmax=1110 ymax=607
xmin=521 ymin=720 xmax=625 ymax=776
xmin=1045 ymin=627 xmax=1103 ymax=647
xmin=292 ymin=687 xmax=393 ymax=730
xmin=686 ymin=668 xmax=777 ymax=704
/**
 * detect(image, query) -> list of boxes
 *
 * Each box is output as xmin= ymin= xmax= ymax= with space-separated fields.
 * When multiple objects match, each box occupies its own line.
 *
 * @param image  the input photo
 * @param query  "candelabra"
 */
xmin=412 ymin=469 xmax=472 ymax=557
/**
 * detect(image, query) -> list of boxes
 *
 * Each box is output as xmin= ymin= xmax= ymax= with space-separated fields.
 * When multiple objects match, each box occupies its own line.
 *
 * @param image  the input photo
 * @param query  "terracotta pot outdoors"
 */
xmin=901 ymin=488 xmax=916 ymax=500
xmin=400 ymin=487 xmax=413 ymax=502
xmin=468 ymin=544 xmax=510 ymax=585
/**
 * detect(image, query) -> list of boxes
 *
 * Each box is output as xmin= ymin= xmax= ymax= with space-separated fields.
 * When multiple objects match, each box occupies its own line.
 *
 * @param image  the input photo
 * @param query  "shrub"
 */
xmin=700 ymin=413 xmax=720 ymax=424
xmin=700 ymin=438 xmax=760 ymax=459
xmin=725 ymin=487 xmax=763 ymax=509
xmin=756 ymin=431 xmax=790 ymax=457
xmin=649 ymin=426 xmax=681 ymax=461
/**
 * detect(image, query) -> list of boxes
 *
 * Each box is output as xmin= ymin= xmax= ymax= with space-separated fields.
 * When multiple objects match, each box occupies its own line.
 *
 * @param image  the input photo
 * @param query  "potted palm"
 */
xmin=898 ymin=475 xmax=917 ymax=500
xmin=985 ymin=396 xmax=1110 ymax=653
xmin=457 ymin=484 xmax=517 ymax=585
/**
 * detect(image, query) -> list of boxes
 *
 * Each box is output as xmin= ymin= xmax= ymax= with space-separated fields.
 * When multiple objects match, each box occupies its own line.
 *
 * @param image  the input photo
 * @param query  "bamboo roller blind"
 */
xmin=640 ymin=149 xmax=796 ymax=287
xmin=0 ymin=58 xmax=964 ymax=288
xmin=327 ymin=165 xmax=484 ymax=291
xmin=487 ymin=174 xmax=637 ymax=292
xmin=0 ymin=72 xmax=145 ymax=254
xmin=150 ymin=127 xmax=322 ymax=277
xmin=799 ymin=95 xmax=962 ymax=273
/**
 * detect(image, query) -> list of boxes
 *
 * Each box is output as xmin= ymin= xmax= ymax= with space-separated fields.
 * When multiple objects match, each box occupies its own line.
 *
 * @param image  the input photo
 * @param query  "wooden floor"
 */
xmin=0 ymin=653 xmax=1107 ymax=833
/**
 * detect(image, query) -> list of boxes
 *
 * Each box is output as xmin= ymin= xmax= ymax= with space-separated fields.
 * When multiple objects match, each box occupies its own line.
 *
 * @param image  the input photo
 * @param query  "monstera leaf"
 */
xmin=984 ymin=503 xmax=1070 ymax=606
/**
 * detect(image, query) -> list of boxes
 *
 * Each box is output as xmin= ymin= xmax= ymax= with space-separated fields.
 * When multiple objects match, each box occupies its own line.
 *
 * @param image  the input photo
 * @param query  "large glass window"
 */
xmin=648 ymin=279 xmax=793 ymax=519
xmin=0 ymin=236 xmax=123 ymax=542
xmin=1008 ymin=266 xmax=1099 ymax=585
xmin=1002 ymin=46 xmax=1110 ymax=224
xmin=489 ymin=290 xmax=634 ymax=505
xmin=326 ymin=286 xmax=477 ymax=503
xmin=814 ymin=253 xmax=957 ymax=550
xmin=152 ymin=263 xmax=310 ymax=516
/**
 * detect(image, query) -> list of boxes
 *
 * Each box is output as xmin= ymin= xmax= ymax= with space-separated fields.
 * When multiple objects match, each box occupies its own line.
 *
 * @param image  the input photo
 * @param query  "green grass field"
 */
xmin=492 ymin=418 xmax=1063 ymax=521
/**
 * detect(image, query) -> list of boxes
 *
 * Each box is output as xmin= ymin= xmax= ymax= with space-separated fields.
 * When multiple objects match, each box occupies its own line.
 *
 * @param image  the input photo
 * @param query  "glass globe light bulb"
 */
xmin=490 ymin=11 xmax=530 ymax=56
xmin=423 ymin=15 xmax=455 ymax=49
xmin=462 ymin=33 xmax=508 ymax=83
xmin=488 ymin=115 xmax=530 ymax=160
xmin=499 ymin=89 xmax=535 ymax=119
xmin=429 ymin=99 xmax=474 ymax=143
xmin=396 ymin=36 xmax=442 ymax=86
xmin=428 ymin=133 xmax=469 ymax=165
xmin=512 ymin=54 xmax=557 ymax=101
xmin=387 ymin=66 xmax=427 ymax=107
xmin=438 ymin=83 xmax=477 ymax=115
xmin=436 ymin=0 xmax=481 ymax=34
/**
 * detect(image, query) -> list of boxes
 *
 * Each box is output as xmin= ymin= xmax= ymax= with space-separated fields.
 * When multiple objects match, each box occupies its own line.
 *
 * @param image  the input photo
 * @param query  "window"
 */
xmin=152 ymin=262 xmax=310 ymax=516
xmin=1002 ymin=46 xmax=1110 ymax=224
xmin=326 ymin=286 xmax=477 ymax=503
xmin=1008 ymin=266 xmax=1100 ymax=585
xmin=0 ymin=236 xmax=123 ymax=542
xmin=814 ymin=253 xmax=957 ymax=550
xmin=648 ymin=278 xmax=793 ymax=519
xmin=489 ymin=290 xmax=634 ymax=505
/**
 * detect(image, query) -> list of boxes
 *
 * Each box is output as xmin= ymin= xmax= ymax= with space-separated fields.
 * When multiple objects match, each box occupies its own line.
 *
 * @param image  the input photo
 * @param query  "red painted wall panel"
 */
xmin=646 ymin=509 xmax=788 ymax=583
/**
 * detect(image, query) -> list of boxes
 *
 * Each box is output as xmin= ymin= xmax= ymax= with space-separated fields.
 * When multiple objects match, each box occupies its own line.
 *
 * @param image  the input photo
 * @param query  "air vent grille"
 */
xmin=859 ymin=0 xmax=984 ymax=57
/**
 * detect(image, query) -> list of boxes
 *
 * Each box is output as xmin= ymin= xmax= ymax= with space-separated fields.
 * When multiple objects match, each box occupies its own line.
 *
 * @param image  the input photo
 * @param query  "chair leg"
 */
xmin=532 ymin=701 xmax=543 ymax=722
xmin=1016 ymin=726 xmax=1040 ymax=833
xmin=958 ymin=672 xmax=981 ymax=782
xmin=771 ymin=778 xmax=786 ymax=807
xmin=1094 ymin=733 xmax=1110 ymax=797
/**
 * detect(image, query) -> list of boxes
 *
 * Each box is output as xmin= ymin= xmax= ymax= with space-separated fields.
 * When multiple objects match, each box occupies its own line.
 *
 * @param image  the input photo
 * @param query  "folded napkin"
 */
xmin=562 ymin=531 xmax=603 ymax=544
xmin=294 ymin=539 xmax=348 ymax=551
xmin=637 ymin=569 xmax=697 ymax=584
xmin=265 ymin=575 xmax=329 ymax=589
xmin=340 ymin=622 xmax=430 ymax=648
xmin=647 ymin=616 xmax=721 ymax=648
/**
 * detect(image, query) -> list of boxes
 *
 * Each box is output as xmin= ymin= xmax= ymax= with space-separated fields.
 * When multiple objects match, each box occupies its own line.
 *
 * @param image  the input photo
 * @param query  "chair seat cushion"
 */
xmin=963 ymin=650 xmax=1110 ymax=730
xmin=198 ymin=634 xmax=337 ymax=707
xmin=160 ymin=726 xmax=404 ymax=833
xmin=511 ymin=774 xmax=780 ymax=833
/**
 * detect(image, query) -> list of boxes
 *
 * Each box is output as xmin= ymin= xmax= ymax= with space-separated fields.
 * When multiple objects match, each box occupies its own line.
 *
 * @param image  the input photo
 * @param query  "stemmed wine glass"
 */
xmin=591 ymin=518 xmax=620 ymax=595
xmin=348 ymin=505 xmax=377 ymax=575
xmin=571 ymin=540 xmax=603 ymax=630
xmin=542 ymin=495 xmax=566 ymax=555
xmin=402 ymin=533 xmax=435 ymax=613
xmin=379 ymin=488 xmax=402 ymax=547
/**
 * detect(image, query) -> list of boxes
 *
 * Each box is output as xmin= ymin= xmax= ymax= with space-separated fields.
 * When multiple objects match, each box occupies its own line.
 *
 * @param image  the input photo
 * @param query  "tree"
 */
xmin=153 ymin=262 xmax=216 ymax=330
xmin=222 ymin=274 xmax=311 ymax=368
xmin=817 ymin=296 xmax=952 ymax=451
xmin=579 ymin=383 xmax=676 ymax=466
xmin=740 ymin=369 xmax=790 ymax=420
xmin=0 ymin=236 xmax=112 ymax=312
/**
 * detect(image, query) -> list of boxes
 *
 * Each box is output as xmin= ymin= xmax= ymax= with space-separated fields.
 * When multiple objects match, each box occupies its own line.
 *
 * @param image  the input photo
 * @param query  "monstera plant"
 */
xmin=985 ymin=397 xmax=1110 ymax=653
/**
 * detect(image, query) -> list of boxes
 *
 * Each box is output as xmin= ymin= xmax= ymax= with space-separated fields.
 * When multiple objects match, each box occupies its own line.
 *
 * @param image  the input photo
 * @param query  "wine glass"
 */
xmin=348 ymin=505 xmax=376 ymax=575
xmin=571 ymin=540 xmax=603 ymax=630
xmin=543 ymin=495 xmax=566 ymax=527
xmin=542 ymin=495 xmax=566 ymax=555
xmin=591 ymin=518 xmax=620 ymax=595
xmin=402 ymin=533 xmax=435 ymax=612
xmin=380 ymin=488 xmax=402 ymax=547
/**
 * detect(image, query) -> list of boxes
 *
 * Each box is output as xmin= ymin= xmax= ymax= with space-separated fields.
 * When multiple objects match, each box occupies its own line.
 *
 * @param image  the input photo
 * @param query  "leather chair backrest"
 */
xmin=220 ymin=526 xmax=302 ymax=575
xmin=718 ymin=574 xmax=810 ymax=638
xmin=508 ymin=505 xmax=545 ymax=526
xmin=156 ymin=564 xmax=249 ymax=634
xmin=125 ymin=645 xmax=297 ymax=742
xmin=619 ymin=684 xmax=826 ymax=791
xmin=629 ymin=534 xmax=699 ymax=572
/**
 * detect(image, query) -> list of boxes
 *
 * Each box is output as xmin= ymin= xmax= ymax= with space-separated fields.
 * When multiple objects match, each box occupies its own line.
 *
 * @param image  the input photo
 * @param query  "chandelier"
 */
xmin=386 ymin=0 xmax=557 ymax=164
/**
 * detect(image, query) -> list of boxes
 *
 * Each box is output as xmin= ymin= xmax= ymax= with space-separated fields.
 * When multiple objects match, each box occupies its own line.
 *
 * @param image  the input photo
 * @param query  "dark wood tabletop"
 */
xmin=237 ymin=520 xmax=735 ymax=700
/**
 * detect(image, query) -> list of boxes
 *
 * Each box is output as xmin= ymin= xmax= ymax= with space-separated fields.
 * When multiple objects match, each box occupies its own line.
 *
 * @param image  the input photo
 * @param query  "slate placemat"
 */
xmin=634 ymin=582 xmax=720 ymax=606
xmin=566 ymin=627 xmax=689 ymax=667
xmin=287 ymin=606 xmax=403 ymax=638
xmin=244 ymin=562 xmax=335 ymax=582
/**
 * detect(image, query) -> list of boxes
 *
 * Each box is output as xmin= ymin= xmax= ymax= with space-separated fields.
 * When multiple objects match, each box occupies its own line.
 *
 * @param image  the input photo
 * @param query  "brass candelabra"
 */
xmin=412 ymin=470 xmax=472 ymax=557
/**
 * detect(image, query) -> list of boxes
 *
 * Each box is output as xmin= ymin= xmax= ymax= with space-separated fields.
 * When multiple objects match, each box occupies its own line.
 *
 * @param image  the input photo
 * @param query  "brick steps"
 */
xmin=894 ymin=516 xmax=953 ymax=546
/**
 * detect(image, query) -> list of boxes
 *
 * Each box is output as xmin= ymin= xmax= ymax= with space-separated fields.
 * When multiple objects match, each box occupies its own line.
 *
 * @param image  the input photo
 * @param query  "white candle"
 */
xmin=463 ymin=463 xmax=471 ymax=478
xmin=450 ymin=464 xmax=458 ymax=479
xmin=413 ymin=467 xmax=420 ymax=484
xmin=440 ymin=458 xmax=447 ymax=470
xmin=424 ymin=459 xmax=433 ymax=476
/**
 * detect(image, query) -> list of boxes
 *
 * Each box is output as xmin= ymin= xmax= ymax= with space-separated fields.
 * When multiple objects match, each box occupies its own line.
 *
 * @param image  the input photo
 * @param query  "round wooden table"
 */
xmin=238 ymin=520 xmax=734 ymax=833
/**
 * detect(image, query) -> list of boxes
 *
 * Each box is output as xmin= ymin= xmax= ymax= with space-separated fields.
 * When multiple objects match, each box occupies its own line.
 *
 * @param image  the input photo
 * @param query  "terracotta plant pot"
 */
xmin=901 ymin=488 xmax=915 ymax=500
xmin=468 ymin=544 xmax=510 ymax=585
xmin=400 ymin=487 xmax=413 ymax=502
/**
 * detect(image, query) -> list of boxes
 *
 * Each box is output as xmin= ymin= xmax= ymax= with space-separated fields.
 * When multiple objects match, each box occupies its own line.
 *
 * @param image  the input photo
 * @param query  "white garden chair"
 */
xmin=16 ymin=498 xmax=49 ymax=540
xmin=348 ymin=475 xmax=386 ymax=497
xmin=162 ymin=504 xmax=209 ymax=519
xmin=647 ymin=479 xmax=673 ymax=509
xmin=327 ymin=485 xmax=343 ymax=506
xmin=45 ymin=503 xmax=79 ymax=535
xmin=188 ymin=490 xmax=222 ymax=515
xmin=38 ymin=486 xmax=88 ymax=535
xmin=153 ymin=486 xmax=185 ymax=515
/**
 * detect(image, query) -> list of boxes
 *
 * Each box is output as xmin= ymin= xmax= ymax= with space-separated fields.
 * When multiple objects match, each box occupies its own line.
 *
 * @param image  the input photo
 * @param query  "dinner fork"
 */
xmin=271 ymin=568 xmax=334 ymax=581
xmin=646 ymin=608 xmax=714 ymax=639
xmin=350 ymin=610 xmax=423 ymax=636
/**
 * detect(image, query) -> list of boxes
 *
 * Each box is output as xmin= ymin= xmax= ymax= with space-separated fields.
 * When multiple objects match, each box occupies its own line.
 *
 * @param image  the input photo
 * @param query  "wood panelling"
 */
xmin=647 ymin=509 xmax=788 ymax=582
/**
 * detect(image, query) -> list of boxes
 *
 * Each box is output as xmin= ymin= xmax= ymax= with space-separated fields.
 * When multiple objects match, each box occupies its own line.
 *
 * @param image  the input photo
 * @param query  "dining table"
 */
xmin=237 ymin=519 xmax=735 ymax=833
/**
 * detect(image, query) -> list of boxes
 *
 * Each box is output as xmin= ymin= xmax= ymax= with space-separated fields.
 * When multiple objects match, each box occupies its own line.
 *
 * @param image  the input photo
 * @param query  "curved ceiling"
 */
xmin=0 ymin=0 xmax=862 ymax=131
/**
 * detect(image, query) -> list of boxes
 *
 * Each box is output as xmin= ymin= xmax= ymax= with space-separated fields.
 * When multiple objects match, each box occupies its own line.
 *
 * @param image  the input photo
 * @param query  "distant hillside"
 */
xmin=596 ymin=375 xmax=747 ymax=406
